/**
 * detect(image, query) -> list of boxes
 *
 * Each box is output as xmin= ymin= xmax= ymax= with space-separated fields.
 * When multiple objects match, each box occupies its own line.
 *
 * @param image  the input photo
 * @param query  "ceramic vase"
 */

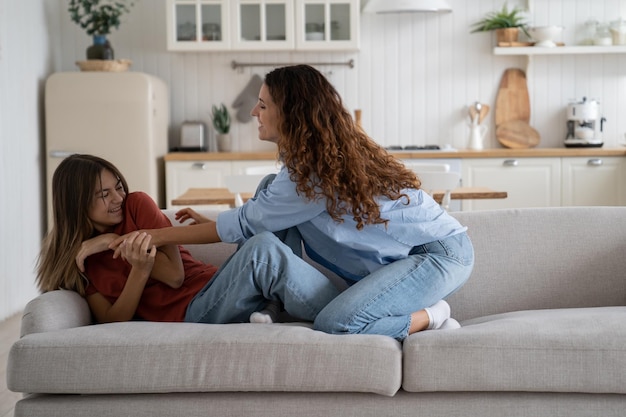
xmin=87 ymin=35 xmax=114 ymax=60
xmin=217 ymin=133 xmax=232 ymax=152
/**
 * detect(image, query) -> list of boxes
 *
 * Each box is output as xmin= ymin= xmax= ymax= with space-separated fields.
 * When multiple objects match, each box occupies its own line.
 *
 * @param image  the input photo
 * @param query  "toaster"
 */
xmin=180 ymin=121 xmax=207 ymax=151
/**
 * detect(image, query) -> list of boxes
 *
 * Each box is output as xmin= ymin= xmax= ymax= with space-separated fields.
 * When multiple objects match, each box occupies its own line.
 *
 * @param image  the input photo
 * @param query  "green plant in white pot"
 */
xmin=212 ymin=104 xmax=232 ymax=152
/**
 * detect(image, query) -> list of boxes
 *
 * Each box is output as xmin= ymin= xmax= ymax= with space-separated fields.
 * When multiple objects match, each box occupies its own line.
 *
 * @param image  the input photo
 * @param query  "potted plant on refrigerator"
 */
xmin=68 ymin=0 xmax=134 ymax=64
xmin=212 ymin=104 xmax=232 ymax=152
xmin=470 ymin=3 xmax=530 ymax=45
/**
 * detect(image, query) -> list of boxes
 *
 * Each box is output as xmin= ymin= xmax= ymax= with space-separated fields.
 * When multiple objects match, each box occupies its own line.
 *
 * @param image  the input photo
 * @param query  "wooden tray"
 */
xmin=76 ymin=59 xmax=132 ymax=72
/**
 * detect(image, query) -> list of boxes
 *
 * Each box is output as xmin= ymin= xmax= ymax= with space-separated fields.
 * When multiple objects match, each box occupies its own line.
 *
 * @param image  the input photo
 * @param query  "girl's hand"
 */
xmin=175 ymin=207 xmax=209 ymax=225
xmin=76 ymin=233 xmax=119 ymax=272
xmin=118 ymin=232 xmax=157 ymax=275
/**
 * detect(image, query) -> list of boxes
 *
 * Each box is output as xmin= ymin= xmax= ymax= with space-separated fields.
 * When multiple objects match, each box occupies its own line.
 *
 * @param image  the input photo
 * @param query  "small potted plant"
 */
xmin=68 ymin=0 xmax=134 ymax=60
xmin=470 ymin=3 xmax=530 ymax=44
xmin=212 ymin=104 xmax=232 ymax=152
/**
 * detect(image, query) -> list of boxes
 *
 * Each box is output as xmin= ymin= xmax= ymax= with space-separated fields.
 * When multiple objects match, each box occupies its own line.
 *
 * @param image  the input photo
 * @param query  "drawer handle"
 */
xmin=191 ymin=162 xmax=208 ymax=170
xmin=587 ymin=159 xmax=603 ymax=166
xmin=503 ymin=159 xmax=519 ymax=167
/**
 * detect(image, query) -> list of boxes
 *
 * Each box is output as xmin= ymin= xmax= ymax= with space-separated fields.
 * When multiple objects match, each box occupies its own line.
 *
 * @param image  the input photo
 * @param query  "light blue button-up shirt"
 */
xmin=217 ymin=167 xmax=467 ymax=282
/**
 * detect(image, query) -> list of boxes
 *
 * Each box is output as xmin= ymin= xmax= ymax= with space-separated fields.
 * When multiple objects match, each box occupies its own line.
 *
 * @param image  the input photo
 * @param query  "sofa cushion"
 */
xmin=403 ymin=307 xmax=626 ymax=394
xmin=8 ymin=321 xmax=402 ymax=397
xmin=448 ymin=207 xmax=626 ymax=322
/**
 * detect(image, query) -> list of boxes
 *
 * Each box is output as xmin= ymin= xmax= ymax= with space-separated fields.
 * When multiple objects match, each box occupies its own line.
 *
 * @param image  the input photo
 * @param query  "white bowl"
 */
xmin=529 ymin=26 xmax=564 ymax=47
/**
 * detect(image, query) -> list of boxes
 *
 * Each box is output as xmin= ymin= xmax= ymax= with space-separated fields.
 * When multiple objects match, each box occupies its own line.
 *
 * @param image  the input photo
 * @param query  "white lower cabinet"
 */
xmin=165 ymin=160 xmax=232 ymax=208
xmin=230 ymin=160 xmax=282 ymax=174
xmin=167 ymin=155 xmax=625 ymax=211
xmin=461 ymin=157 xmax=562 ymax=211
xmin=561 ymin=156 xmax=626 ymax=206
xmin=165 ymin=160 xmax=278 ymax=208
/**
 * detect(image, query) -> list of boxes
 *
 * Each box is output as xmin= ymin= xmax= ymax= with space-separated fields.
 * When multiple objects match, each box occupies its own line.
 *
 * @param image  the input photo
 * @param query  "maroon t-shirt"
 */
xmin=84 ymin=192 xmax=217 ymax=321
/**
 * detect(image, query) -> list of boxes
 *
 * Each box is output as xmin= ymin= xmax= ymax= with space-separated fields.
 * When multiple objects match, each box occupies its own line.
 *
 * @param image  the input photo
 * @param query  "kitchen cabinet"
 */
xmin=461 ymin=157 xmax=561 ymax=211
xmin=231 ymin=160 xmax=282 ymax=174
xmin=165 ymin=151 xmax=626 ymax=210
xmin=166 ymin=160 xmax=232 ymax=208
xmin=231 ymin=0 xmax=295 ymax=50
xmin=561 ymin=156 xmax=626 ymax=206
xmin=166 ymin=0 xmax=359 ymax=51
xmin=166 ymin=0 xmax=231 ymax=51
xmin=166 ymin=159 xmax=278 ymax=208
xmin=295 ymin=0 xmax=360 ymax=51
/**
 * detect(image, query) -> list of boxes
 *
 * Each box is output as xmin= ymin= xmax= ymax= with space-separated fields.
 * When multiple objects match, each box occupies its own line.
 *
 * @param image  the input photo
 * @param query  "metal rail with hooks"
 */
xmin=231 ymin=59 xmax=355 ymax=71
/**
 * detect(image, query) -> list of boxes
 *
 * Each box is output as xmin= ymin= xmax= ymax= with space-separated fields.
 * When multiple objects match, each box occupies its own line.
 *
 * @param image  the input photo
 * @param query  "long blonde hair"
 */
xmin=36 ymin=155 xmax=129 ymax=296
xmin=264 ymin=65 xmax=420 ymax=229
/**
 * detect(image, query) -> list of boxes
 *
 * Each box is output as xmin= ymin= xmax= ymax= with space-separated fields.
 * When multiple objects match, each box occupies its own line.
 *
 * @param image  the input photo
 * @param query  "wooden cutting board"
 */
xmin=495 ymin=120 xmax=540 ymax=149
xmin=495 ymin=68 xmax=530 ymax=126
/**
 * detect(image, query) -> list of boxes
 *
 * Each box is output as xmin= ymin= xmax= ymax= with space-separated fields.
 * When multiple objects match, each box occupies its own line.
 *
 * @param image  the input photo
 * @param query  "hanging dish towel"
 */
xmin=232 ymin=74 xmax=264 ymax=123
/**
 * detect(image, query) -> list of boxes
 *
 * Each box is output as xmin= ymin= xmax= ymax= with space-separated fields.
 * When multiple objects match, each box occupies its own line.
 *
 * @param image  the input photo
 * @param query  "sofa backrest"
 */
xmin=164 ymin=207 xmax=626 ymax=323
xmin=449 ymin=206 xmax=626 ymax=321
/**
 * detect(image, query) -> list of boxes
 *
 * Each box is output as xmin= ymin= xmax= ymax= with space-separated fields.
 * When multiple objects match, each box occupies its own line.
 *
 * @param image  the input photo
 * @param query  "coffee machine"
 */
xmin=564 ymin=97 xmax=606 ymax=147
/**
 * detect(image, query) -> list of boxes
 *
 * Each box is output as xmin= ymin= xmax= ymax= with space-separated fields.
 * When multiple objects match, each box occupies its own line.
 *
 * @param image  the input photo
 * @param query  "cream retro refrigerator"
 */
xmin=45 ymin=72 xmax=169 ymax=226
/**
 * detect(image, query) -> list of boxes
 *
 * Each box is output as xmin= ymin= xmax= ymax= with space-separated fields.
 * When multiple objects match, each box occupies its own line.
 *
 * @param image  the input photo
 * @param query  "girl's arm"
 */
xmin=76 ymin=233 xmax=119 ymax=272
xmin=149 ymin=243 xmax=184 ymax=288
xmin=76 ymin=233 xmax=184 ymax=289
xmin=109 ymin=220 xmax=221 ymax=256
xmin=87 ymin=232 xmax=156 ymax=323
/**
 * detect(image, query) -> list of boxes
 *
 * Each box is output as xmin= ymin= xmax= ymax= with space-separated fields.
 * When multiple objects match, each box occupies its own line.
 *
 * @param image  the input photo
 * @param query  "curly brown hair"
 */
xmin=264 ymin=65 xmax=420 ymax=229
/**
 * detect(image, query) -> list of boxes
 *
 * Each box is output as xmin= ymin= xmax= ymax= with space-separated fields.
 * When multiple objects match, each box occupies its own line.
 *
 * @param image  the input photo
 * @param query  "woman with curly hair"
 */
xmin=111 ymin=65 xmax=474 ymax=340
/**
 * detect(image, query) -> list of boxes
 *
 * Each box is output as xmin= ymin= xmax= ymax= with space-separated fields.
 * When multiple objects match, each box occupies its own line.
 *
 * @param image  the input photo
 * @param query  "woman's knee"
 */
xmin=313 ymin=303 xmax=355 ymax=335
xmin=241 ymin=231 xmax=281 ymax=252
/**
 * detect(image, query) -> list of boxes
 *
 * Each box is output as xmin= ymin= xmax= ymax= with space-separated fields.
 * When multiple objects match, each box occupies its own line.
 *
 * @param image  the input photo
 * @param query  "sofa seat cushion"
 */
xmin=403 ymin=307 xmax=626 ymax=393
xmin=8 ymin=321 xmax=402 ymax=397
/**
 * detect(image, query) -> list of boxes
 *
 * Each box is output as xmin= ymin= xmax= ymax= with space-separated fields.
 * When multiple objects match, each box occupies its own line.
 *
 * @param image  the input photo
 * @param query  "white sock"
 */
xmin=424 ymin=300 xmax=451 ymax=330
xmin=249 ymin=300 xmax=281 ymax=324
xmin=438 ymin=318 xmax=461 ymax=330
xmin=250 ymin=311 xmax=274 ymax=324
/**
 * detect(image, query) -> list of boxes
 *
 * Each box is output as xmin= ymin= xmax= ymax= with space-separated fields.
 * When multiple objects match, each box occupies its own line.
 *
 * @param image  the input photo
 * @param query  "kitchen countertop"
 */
xmin=165 ymin=148 xmax=626 ymax=161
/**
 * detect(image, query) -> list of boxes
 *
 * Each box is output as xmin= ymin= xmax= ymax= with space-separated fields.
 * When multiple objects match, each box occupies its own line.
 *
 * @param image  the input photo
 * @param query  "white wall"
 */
xmin=0 ymin=0 xmax=51 ymax=320
xmin=2 ymin=0 xmax=626 ymax=317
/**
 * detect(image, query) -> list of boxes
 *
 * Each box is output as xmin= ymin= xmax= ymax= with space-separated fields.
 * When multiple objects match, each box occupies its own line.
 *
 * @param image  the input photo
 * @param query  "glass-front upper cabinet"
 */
xmin=232 ymin=0 xmax=294 ymax=50
xmin=295 ymin=0 xmax=359 ymax=50
xmin=166 ymin=0 xmax=360 ymax=51
xmin=166 ymin=0 xmax=230 ymax=50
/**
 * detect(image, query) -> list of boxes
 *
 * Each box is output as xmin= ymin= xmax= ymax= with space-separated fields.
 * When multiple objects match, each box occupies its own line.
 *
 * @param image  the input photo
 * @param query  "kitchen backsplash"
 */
xmin=52 ymin=0 xmax=626 ymax=151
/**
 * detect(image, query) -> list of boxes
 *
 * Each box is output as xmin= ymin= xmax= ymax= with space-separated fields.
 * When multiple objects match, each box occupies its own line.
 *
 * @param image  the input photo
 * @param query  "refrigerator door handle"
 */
xmin=49 ymin=150 xmax=76 ymax=158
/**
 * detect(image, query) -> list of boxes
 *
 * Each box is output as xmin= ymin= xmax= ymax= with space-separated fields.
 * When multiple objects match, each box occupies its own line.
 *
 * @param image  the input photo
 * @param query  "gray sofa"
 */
xmin=7 ymin=207 xmax=626 ymax=417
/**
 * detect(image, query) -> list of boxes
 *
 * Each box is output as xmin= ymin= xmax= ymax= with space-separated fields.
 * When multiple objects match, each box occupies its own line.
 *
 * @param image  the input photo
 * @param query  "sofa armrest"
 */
xmin=20 ymin=290 xmax=92 ymax=337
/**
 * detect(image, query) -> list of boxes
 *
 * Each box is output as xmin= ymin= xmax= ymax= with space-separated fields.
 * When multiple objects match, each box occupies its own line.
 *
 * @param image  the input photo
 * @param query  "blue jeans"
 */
xmin=184 ymin=231 xmax=340 ymax=323
xmin=313 ymin=232 xmax=474 ymax=341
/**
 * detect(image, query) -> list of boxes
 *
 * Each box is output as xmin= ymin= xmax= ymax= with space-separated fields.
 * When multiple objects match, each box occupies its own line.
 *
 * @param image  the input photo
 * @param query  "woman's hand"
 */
xmin=118 ymin=231 xmax=157 ymax=274
xmin=110 ymin=229 xmax=156 ymax=258
xmin=76 ymin=233 xmax=119 ymax=272
xmin=175 ymin=207 xmax=210 ymax=225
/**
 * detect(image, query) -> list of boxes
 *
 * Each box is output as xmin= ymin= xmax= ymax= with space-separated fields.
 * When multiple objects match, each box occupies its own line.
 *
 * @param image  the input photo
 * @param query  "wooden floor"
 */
xmin=0 ymin=313 xmax=22 ymax=417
